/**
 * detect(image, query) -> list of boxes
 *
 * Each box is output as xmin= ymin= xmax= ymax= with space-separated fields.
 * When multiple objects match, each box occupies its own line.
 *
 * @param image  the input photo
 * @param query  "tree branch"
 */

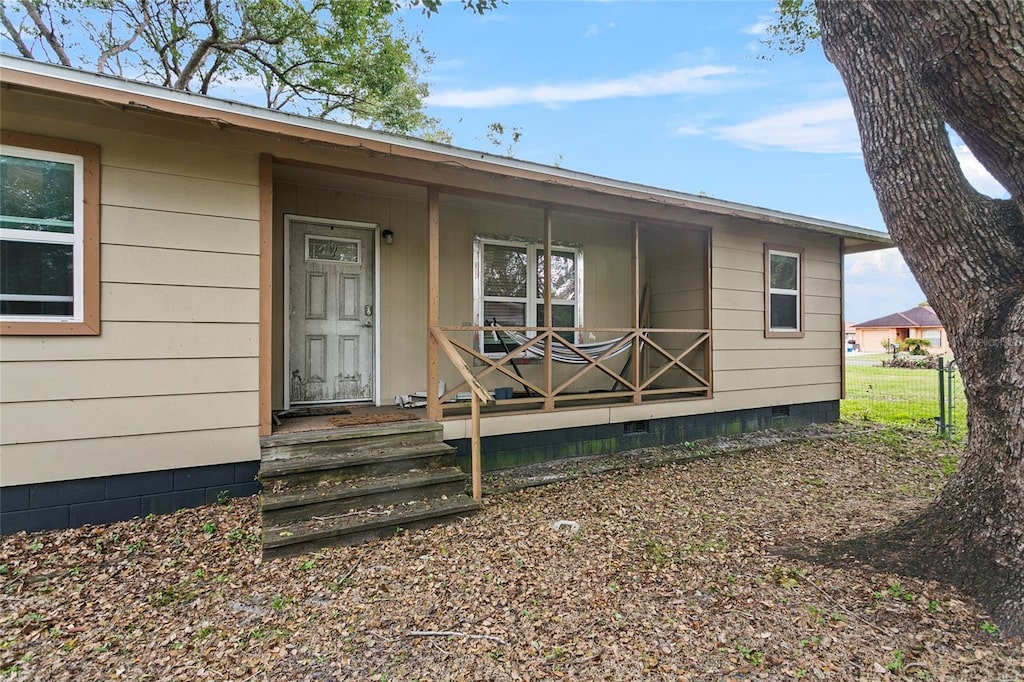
xmin=96 ymin=14 xmax=150 ymax=74
xmin=172 ymin=0 xmax=221 ymax=90
xmin=17 ymin=0 xmax=71 ymax=65
xmin=0 ymin=5 xmax=35 ymax=57
xmin=0 ymin=6 xmax=34 ymax=58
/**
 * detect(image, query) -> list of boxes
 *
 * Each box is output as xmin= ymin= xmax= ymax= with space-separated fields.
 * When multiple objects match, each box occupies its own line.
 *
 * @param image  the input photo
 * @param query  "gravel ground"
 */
xmin=1 ymin=423 xmax=1022 ymax=681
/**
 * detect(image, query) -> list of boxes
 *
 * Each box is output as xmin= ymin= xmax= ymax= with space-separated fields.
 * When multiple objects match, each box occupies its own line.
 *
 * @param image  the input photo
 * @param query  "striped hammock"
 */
xmin=489 ymin=324 xmax=635 ymax=365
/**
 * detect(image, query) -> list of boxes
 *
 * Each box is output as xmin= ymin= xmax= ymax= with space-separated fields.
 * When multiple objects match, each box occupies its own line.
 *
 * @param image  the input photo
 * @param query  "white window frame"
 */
xmin=764 ymin=245 xmax=804 ymax=338
xmin=0 ymin=144 xmax=85 ymax=324
xmin=473 ymin=235 xmax=583 ymax=355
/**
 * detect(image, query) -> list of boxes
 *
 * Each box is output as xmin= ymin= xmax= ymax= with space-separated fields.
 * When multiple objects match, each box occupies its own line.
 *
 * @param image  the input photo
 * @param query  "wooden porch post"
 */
xmin=471 ymin=391 xmax=482 ymax=500
xmin=631 ymin=221 xmax=642 ymax=404
xmin=543 ymin=207 xmax=554 ymax=410
xmin=427 ymin=186 xmax=441 ymax=421
xmin=258 ymin=154 xmax=274 ymax=436
xmin=704 ymin=228 xmax=713 ymax=396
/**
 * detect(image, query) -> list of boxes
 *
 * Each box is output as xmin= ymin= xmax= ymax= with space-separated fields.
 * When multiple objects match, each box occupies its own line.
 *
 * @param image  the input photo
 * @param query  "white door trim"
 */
xmin=283 ymin=214 xmax=382 ymax=410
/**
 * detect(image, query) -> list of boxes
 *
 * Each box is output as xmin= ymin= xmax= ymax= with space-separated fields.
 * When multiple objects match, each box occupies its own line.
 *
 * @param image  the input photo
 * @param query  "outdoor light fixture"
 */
xmin=382 ymin=229 xmax=394 ymax=245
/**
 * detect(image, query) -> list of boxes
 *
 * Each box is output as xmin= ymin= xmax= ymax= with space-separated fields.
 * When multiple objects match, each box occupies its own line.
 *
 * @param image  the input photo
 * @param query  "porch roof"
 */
xmin=1 ymin=57 xmax=891 ymax=254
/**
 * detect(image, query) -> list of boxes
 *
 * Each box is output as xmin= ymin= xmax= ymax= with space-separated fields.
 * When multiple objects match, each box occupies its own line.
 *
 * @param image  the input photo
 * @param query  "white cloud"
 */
xmin=845 ymin=248 xmax=925 ymax=324
xmin=953 ymin=144 xmax=1009 ymax=198
xmin=741 ymin=16 xmax=771 ymax=36
xmin=846 ymin=248 xmax=912 ymax=278
xmin=673 ymin=124 xmax=703 ymax=137
xmin=714 ymin=98 xmax=861 ymax=154
xmin=585 ymin=21 xmax=615 ymax=37
xmin=427 ymin=65 xmax=738 ymax=108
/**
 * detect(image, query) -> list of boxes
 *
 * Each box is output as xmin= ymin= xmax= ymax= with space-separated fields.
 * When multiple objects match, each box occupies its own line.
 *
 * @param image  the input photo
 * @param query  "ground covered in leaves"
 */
xmin=2 ymin=425 xmax=1022 ymax=681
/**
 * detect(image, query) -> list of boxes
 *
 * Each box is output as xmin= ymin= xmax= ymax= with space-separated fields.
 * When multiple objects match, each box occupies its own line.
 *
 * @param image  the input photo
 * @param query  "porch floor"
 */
xmin=271 ymin=404 xmax=428 ymax=435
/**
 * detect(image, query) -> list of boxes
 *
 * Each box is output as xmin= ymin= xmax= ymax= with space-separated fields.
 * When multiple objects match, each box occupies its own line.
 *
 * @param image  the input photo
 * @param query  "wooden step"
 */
xmin=261 ymin=420 xmax=443 ymax=458
xmin=262 ymin=468 xmax=470 ymax=525
xmin=263 ymin=494 xmax=481 ymax=558
xmin=260 ymin=442 xmax=457 ymax=488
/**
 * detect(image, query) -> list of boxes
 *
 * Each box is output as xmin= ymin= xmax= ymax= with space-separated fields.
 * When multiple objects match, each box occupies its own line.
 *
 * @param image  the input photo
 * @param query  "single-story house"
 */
xmin=853 ymin=305 xmax=949 ymax=354
xmin=0 ymin=57 xmax=892 ymax=538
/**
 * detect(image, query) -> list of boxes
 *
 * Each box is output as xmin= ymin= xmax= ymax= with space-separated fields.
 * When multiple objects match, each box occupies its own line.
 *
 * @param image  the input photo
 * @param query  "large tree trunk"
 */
xmin=815 ymin=0 xmax=1024 ymax=636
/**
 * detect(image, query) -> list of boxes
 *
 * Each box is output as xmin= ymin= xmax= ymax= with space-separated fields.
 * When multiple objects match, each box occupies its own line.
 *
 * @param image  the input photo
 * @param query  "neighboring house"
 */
xmin=853 ymin=306 xmax=950 ymax=354
xmin=0 ymin=58 xmax=892 ymax=535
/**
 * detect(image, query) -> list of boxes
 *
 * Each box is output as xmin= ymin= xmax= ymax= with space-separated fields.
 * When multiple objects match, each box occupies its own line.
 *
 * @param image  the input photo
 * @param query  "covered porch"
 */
xmin=262 ymin=159 xmax=712 ymax=434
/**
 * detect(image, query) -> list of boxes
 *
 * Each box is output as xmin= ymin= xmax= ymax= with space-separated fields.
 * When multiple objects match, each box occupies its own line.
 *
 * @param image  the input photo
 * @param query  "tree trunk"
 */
xmin=816 ymin=0 xmax=1024 ymax=636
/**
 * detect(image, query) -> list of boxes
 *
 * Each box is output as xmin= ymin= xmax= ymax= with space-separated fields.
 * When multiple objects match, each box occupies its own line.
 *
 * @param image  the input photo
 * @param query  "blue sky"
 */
xmin=400 ymin=0 xmax=1007 ymax=325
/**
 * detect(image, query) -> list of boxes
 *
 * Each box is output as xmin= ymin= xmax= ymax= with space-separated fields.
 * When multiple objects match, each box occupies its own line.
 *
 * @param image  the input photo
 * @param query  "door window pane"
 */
xmin=307 ymin=236 xmax=359 ymax=263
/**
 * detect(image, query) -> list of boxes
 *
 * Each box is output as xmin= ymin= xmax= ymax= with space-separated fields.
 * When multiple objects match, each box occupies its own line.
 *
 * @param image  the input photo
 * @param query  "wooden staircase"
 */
xmin=259 ymin=420 xmax=480 ymax=558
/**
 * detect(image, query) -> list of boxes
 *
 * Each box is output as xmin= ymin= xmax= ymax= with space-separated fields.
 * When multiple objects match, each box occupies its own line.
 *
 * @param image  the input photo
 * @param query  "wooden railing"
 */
xmin=429 ymin=327 xmax=492 ymax=501
xmin=429 ymin=326 xmax=711 ymax=417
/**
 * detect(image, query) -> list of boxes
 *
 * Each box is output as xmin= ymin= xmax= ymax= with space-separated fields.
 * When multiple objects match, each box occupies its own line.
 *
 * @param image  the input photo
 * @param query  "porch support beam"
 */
xmin=258 ymin=153 xmax=274 ymax=437
xmin=427 ymin=186 xmax=441 ymax=421
xmin=631 ymin=221 xmax=642 ymax=404
xmin=543 ymin=208 xmax=554 ymax=411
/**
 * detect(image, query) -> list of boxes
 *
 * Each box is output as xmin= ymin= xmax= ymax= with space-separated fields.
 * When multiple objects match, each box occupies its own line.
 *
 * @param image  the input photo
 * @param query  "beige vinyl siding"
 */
xmin=0 ymin=322 xmax=257 ymax=362
xmin=711 ymin=224 xmax=842 ymax=404
xmin=0 ymin=90 xmax=261 ymax=485
xmin=2 ymin=393 xmax=256 ymax=444
xmin=1 ymin=358 xmax=258 ymax=402
xmin=1 ymin=429 xmax=256 ymax=486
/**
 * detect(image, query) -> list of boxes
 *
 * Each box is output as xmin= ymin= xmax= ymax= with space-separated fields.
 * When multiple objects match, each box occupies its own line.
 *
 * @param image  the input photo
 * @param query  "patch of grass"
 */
xmin=980 ymin=621 xmax=999 ymax=636
xmin=885 ymin=648 xmax=906 ymax=672
xmin=150 ymin=583 xmax=197 ymax=607
xmin=842 ymin=362 xmax=966 ymax=435
xmin=735 ymin=644 xmax=764 ymax=666
xmin=872 ymin=580 xmax=915 ymax=603
xmin=938 ymin=454 xmax=959 ymax=477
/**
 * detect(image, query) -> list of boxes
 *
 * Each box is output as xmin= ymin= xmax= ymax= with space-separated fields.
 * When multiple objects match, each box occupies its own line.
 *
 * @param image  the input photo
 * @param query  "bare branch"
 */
xmin=0 ymin=5 xmax=35 ymax=58
xmin=17 ymin=0 xmax=71 ymax=65
xmin=96 ymin=14 xmax=150 ymax=74
xmin=172 ymin=0 xmax=221 ymax=90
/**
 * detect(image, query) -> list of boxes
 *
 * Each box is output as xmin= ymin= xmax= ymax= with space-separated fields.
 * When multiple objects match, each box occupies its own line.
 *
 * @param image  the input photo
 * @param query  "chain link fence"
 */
xmin=842 ymin=353 xmax=967 ymax=439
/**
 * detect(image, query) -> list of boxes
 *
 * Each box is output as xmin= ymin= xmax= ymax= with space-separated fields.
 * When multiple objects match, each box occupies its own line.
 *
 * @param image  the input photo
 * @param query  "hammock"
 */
xmin=488 ymin=322 xmax=635 ymax=365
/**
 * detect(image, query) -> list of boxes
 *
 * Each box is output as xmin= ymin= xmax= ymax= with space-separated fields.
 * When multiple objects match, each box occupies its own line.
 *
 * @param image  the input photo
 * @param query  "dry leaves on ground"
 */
xmin=1 ymin=424 xmax=1022 ymax=681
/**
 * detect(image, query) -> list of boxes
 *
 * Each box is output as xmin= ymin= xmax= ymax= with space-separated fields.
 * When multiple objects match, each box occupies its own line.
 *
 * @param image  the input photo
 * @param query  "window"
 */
xmin=0 ymin=132 xmax=100 ymax=335
xmin=764 ymin=244 xmax=803 ymax=338
xmin=922 ymin=329 xmax=942 ymax=348
xmin=475 ymin=237 xmax=581 ymax=354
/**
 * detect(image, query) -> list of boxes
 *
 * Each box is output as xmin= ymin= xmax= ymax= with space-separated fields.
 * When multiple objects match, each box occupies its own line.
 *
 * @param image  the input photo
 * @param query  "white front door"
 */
xmin=286 ymin=217 xmax=377 ymax=406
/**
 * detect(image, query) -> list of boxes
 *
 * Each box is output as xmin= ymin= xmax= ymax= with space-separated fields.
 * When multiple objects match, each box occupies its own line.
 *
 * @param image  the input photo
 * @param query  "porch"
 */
xmin=266 ymin=164 xmax=713 ymax=429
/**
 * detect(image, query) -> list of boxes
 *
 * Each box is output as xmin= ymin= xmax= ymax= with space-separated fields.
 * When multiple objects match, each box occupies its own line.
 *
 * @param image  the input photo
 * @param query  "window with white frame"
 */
xmin=922 ymin=329 xmax=942 ymax=348
xmin=1 ymin=135 xmax=98 ymax=333
xmin=765 ymin=245 xmax=803 ymax=337
xmin=475 ymin=237 xmax=581 ymax=354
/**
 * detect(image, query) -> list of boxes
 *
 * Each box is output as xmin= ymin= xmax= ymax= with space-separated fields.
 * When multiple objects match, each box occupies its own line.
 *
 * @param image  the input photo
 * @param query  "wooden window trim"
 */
xmin=0 ymin=131 xmax=100 ymax=336
xmin=764 ymin=243 xmax=805 ymax=339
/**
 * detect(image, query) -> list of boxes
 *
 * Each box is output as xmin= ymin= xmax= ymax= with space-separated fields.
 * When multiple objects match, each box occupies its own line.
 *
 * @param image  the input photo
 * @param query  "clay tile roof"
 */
xmin=854 ymin=306 xmax=942 ymax=329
